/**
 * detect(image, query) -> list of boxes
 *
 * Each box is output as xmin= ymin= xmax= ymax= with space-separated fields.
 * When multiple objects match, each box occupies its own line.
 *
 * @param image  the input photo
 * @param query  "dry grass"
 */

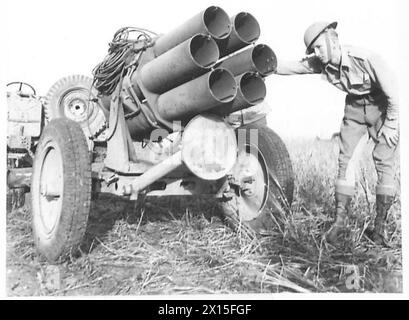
xmin=6 ymin=138 xmax=402 ymax=296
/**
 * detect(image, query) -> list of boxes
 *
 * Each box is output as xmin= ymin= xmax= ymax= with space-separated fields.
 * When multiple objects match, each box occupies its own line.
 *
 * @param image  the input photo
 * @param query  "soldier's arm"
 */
xmin=368 ymin=54 xmax=399 ymax=121
xmin=275 ymin=56 xmax=322 ymax=75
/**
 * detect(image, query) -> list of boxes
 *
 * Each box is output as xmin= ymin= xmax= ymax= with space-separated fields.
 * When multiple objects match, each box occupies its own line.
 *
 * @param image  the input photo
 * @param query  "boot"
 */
xmin=366 ymin=194 xmax=394 ymax=246
xmin=325 ymin=193 xmax=352 ymax=245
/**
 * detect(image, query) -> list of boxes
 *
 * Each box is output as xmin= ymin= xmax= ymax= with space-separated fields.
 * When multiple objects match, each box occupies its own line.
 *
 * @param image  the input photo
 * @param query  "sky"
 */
xmin=1 ymin=0 xmax=409 ymax=298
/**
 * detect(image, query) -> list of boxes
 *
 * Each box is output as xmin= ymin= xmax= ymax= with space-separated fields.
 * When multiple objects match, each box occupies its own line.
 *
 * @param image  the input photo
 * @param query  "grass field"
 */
xmin=6 ymin=137 xmax=402 ymax=296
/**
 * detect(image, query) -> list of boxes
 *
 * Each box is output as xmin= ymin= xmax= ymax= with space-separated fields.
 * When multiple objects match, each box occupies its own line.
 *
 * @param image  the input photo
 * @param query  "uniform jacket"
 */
xmin=276 ymin=45 xmax=399 ymax=120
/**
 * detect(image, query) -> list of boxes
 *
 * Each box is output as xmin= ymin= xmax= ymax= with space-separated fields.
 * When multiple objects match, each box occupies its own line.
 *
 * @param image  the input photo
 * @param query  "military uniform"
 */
xmin=276 ymin=45 xmax=399 ymax=198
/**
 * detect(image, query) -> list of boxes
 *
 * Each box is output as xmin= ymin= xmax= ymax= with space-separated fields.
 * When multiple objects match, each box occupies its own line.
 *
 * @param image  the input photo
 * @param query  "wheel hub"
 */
xmin=229 ymin=147 xmax=268 ymax=221
xmin=62 ymin=90 xmax=94 ymax=123
xmin=38 ymin=145 xmax=63 ymax=235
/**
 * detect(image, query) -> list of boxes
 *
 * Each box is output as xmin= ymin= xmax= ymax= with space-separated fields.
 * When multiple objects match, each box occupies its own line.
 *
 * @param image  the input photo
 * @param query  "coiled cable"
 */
xmin=92 ymin=27 xmax=157 ymax=95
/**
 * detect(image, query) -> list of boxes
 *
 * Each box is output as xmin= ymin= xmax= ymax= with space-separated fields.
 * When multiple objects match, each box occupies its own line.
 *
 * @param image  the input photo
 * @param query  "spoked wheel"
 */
xmin=31 ymin=118 xmax=91 ymax=263
xmin=219 ymin=122 xmax=294 ymax=235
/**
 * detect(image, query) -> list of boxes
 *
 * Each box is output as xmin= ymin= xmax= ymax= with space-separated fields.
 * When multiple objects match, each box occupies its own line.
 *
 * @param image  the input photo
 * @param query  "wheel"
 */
xmin=44 ymin=74 xmax=106 ymax=142
xmin=219 ymin=122 xmax=294 ymax=234
xmin=31 ymin=118 xmax=92 ymax=262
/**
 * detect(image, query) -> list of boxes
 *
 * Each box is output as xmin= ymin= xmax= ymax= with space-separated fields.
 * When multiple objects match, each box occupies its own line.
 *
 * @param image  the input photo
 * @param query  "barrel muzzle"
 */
xmin=217 ymin=44 xmax=277 ymax=76
xmin=153 ymin=6 xmax=231 ymax=56
xmin=219 ymin=12 xmax=261 ymax=57
xmin=214 ymin=72 xmax=266 ymax=115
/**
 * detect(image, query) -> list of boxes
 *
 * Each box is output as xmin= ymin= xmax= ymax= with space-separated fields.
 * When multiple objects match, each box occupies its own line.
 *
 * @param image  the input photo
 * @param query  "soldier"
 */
xmin=275 ymin=21 xmax=399 ymax=246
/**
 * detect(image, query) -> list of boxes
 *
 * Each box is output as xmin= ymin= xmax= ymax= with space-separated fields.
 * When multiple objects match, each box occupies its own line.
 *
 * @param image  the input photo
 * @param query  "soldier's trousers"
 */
xmin=335 ymin=94 xmax=398 ymax=197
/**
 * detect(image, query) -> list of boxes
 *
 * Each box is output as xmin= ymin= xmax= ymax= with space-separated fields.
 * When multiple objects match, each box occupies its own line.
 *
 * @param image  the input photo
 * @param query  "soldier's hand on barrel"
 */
xmin=378 ymin=119 xmax=399 ymax=148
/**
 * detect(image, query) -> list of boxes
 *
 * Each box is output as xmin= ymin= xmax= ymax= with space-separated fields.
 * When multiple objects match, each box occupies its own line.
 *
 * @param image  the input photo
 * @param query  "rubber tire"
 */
xmin=31 ymin=118 xmax=92 ymax=263
xmin=44 ymin=74 xmax=106 ymax=140
xmin=220 ymin=123 xmax=294 ymax=233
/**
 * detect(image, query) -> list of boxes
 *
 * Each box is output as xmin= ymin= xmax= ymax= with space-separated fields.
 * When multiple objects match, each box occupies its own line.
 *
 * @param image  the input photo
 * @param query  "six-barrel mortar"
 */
xmin=30 ymin=6 xmax=294 ymax=263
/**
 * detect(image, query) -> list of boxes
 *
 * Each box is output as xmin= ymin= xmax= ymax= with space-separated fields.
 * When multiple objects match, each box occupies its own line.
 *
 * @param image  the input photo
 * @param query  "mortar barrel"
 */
xmin=156 ymin=68 xmax=237 ymax=121
xmin=218 ymin=12 xmax=261 ymax=57
xmin=140 ymin=34 xmax=219 ymax=94
xmin=153 ymin=6 xmax=231 ymax=56
xmin=218 ymin=72 xmax=266 ymax=115
xmin=234 ymin=72 xmax=266 ymax=110
xmin=217 ymin=44 xmax=277 ymax=76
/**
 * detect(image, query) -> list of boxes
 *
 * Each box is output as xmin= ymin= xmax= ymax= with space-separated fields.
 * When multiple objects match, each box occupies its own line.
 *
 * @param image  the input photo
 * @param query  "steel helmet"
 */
xmin=304 ymin=21 xmax=338 ymax=54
